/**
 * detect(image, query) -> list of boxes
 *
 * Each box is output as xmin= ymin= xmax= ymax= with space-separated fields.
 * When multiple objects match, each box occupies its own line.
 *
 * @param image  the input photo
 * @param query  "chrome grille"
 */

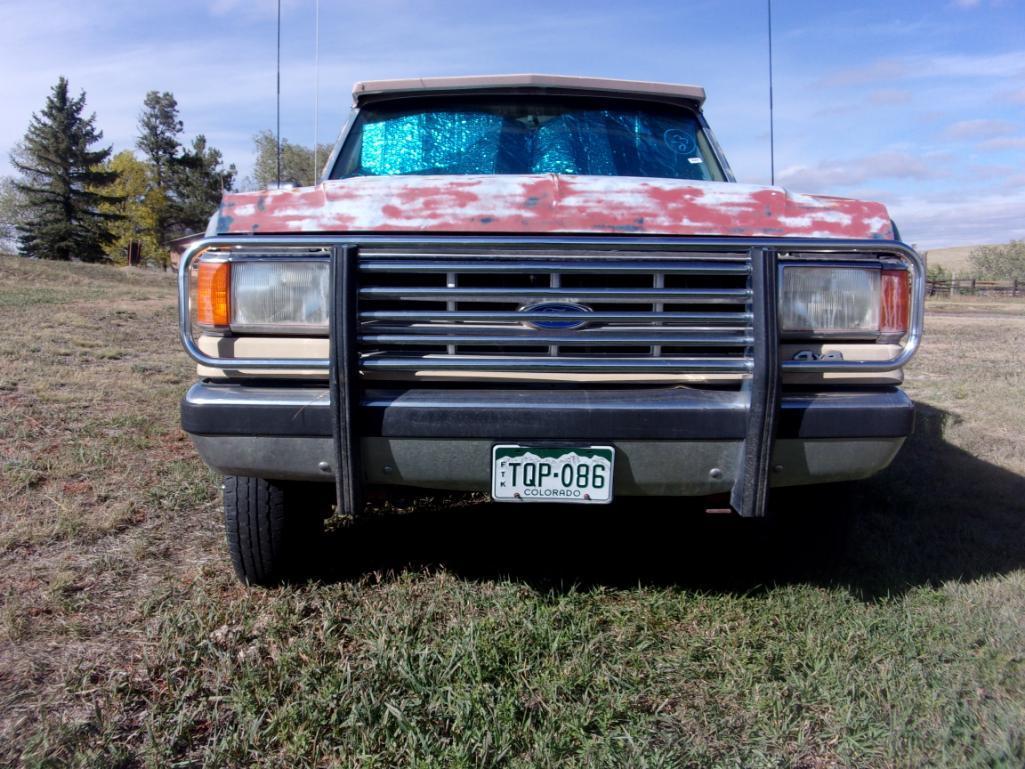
xmin=357 ymin=250 xmax=754 ymax=374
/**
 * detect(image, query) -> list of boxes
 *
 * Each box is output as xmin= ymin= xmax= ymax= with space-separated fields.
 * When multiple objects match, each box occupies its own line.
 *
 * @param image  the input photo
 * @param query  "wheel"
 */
xmin=222 ymin=476 xmax=328 ymax=586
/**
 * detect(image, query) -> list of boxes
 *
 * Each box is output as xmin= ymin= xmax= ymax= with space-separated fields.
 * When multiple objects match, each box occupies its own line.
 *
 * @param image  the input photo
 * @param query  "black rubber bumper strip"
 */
xmin=181 ymin=384 xmax=915 ymax=441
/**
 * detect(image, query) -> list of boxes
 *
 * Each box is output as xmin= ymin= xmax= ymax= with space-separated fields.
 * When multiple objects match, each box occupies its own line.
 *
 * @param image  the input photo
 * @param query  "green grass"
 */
xmin=28 ymin=572 xmax=1025 ymax=768
xmin=2 ymin=255 xmax=1024 ymax=768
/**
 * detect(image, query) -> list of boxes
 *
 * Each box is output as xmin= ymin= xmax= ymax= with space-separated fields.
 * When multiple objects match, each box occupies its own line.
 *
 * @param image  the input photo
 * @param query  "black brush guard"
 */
xmin=177 ymin=236 xmax=925 ymax=519
xmin=333 ymin=245 xmax=771 ymax=518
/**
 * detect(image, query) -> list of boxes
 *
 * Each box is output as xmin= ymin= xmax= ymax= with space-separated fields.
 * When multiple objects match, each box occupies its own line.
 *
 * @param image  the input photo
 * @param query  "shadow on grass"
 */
xmin=309 ymin=403 xmax=1025 ymax=599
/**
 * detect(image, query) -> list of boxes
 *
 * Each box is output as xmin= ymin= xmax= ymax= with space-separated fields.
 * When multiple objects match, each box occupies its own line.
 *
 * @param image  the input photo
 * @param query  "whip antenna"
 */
xmin=767 ymin=0 xmax=776 ymax=185
xmin=276 ymin=0 xmax=282 ymax=187
xmin=314 ymin=0 xmax=320 ymax=183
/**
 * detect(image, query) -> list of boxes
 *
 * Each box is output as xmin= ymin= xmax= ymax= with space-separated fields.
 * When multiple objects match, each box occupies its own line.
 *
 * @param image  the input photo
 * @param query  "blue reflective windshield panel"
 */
xmin=334 ymin=96 xmax=724 ymax=182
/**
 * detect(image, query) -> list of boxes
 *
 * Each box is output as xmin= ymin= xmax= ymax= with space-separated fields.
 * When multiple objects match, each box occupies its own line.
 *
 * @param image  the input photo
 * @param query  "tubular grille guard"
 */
xmin=178 ymin=235 xmax=924 ymax=519
xmin=177 ymin=235 xmax=924 ymax=375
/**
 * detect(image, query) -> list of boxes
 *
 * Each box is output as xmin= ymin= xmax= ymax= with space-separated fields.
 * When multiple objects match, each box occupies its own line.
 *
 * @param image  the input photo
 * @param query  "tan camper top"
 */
xmin=352 ymin=74 xmax=706 ymax=106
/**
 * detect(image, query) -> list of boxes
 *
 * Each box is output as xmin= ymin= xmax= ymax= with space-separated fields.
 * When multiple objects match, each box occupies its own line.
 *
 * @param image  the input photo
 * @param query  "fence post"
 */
xmin=1014 ymin=279 xmax=1019 ymax=298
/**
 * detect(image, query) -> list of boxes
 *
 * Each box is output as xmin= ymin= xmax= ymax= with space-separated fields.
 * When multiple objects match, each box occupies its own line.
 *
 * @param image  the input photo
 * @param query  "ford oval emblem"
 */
xmin=520 ymin=302 xmax=593 ymax=330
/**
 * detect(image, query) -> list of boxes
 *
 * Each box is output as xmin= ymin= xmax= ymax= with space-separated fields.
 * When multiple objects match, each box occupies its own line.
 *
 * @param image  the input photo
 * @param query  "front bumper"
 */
xmin=181 ymin=382 xmax=913 ymax=494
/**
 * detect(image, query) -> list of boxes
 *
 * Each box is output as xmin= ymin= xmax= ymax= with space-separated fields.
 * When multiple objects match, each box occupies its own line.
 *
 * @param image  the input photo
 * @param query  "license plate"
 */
xmin=491 ymin=445 xmax=615 ymax=504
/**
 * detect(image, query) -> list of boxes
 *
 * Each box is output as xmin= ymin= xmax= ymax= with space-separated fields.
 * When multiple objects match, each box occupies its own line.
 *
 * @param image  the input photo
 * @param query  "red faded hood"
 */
xmin=211 ymin=175 xmax=894 ymax=240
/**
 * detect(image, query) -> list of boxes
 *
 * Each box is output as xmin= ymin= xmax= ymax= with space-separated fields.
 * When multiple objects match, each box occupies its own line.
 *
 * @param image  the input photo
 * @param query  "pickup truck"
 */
xmin=178 ymin=74 xmax=924 ymax=585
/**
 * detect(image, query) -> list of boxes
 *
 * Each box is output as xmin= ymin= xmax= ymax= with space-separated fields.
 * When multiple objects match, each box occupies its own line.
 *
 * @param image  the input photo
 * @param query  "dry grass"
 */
xmin=0 ymin=256 xmax=222 ymax=758
xmin=1 ymin=254 xmax=1024 ymax=768
xmin=926 ymin=294 xmax=1025 ymax=317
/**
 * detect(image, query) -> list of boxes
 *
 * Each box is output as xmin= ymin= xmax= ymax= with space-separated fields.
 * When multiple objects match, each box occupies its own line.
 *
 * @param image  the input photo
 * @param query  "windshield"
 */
xmin=332 ymin=95 xmax=725 ymax=182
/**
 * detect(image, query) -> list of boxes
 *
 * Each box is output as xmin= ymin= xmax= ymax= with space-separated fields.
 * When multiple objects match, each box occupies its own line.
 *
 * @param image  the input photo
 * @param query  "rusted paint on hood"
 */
xmin=212 ymin=175 xmax=895 ymax=240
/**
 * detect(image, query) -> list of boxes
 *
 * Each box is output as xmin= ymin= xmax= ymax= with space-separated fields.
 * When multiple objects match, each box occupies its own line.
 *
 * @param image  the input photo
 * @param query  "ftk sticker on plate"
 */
xmin=491 ymin=445 xmax=615 ymax=504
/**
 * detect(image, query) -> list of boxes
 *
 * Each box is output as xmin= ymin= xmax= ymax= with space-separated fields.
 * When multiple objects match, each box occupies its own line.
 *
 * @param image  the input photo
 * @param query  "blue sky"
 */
xmin=1 ymin=0 xmax=1023 ymax=248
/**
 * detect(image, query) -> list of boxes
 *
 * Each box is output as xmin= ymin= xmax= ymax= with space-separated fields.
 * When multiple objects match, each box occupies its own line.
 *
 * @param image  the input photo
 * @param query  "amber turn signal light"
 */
xmin=880 ymin=269 xmax=909 ymax=335
xmin=196 ymin=261 xmax=231 ymax=328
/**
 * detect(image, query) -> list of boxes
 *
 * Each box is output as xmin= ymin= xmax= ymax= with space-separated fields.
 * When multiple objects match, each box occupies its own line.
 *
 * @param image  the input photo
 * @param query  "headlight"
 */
xmin=194 ymin=258 xmax=330 ymax=333
xmin=781 ymin=266 xmax=879 ymax=335
xmin=780 ymin=265 xmax=908 ymax=337
xmin=231 ymin=261 xmax=330 ymax=332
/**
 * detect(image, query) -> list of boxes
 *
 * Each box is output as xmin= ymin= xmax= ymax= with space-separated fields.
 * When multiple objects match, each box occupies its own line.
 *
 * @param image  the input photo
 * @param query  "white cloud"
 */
xmin=207 ymin=0 xmax=304 ymax=20
xmin=890 ymin=188 xmax=1025 ymax=249
xmin=869 ymin=89 xmax=913 ymax=106
xmin=978 ymin=136 xmax=1025 ymax=150
xmin=778 ymin=152 xmax=943 ymax=191
xmin=818 ymin=59 xmax=909 ymax=88
xmin=969 ymin=163 xmax=1020 ymax=180
xmin=818 ymin=50 xmax=1025 ymax=88
xmin=943 ymin=118 xmax=1018 ymax=139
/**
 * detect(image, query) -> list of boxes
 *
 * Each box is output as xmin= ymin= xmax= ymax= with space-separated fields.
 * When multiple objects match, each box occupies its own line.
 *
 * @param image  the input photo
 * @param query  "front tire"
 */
xmin=223 ymin=476 xmax=326 ymax=586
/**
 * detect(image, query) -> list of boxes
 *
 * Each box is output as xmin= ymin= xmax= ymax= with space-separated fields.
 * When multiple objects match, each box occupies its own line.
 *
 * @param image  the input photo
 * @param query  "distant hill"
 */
xmin=922 ymin=244 xmax=999 ymax=275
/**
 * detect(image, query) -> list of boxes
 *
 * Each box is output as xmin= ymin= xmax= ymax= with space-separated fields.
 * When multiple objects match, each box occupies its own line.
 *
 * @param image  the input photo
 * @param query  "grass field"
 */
xmin=1 ymin=255 xmax=1023 ymax=768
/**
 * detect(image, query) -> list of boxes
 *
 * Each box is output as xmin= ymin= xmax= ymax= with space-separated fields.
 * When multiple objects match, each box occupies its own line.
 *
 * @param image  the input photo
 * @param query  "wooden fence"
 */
xmin=926 ymin=277 xmax=1022 ymax=298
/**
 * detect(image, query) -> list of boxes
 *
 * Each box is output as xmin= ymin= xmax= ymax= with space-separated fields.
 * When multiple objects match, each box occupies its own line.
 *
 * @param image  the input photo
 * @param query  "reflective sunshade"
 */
xmin=230 ymin=261 xmax=330 ymax=330
xmin=781 ymin=266 xmax=880 ymax=334
xmin=360 ymin=113 xmax=506 ymax=176
xmin=335 ymin=96 xmax=724 ymax=181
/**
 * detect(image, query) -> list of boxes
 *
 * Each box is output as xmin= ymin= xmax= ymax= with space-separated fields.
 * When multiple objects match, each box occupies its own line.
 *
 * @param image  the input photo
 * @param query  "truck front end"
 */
xmin=178 ymin=75 xmax=924 ymax=584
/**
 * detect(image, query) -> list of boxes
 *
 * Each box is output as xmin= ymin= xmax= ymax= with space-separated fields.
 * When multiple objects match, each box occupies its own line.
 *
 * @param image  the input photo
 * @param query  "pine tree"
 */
xmin=12 ymin=77 xmax=120 ymax=261
xmin=137 ymin=91 xmax=183 ymax=189
xmin=170 ymin=135 xmax=237 ymax=234
xmin=136 ymin=91 xmax=183 ymax=256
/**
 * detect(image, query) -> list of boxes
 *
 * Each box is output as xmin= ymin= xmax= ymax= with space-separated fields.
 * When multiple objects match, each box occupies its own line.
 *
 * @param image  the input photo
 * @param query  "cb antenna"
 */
xmin=767 ymin=0 xmax=776 ymax=185
xmin=313 ymin=0 xmax=320 ymax=184
xmin=276 ymin=0 xmax=282 ymax=187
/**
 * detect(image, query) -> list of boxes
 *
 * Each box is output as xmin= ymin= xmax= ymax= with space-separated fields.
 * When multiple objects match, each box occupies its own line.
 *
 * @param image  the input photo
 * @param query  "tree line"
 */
xmin=924 ymin=242 xmax=1025 ymax=284
xmin=1 ymin=78 xmax=236 ymax=268
xmin=0 ymin=78 xmax=331 ymax=268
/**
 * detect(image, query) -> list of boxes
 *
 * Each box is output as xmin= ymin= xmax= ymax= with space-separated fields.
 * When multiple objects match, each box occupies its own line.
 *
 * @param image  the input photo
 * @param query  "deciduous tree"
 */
xmin=95 ymin=150 xmax=166 ymax=265
xmin=969 ymin=241 xmax=1025 ymax=281
xmin=0 ymin=176 xmax=27 ymax=252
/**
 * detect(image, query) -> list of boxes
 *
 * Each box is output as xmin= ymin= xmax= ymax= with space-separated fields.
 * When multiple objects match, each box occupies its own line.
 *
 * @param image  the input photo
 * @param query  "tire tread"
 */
xmin=222 ymin=476 xmax=320 ymax=586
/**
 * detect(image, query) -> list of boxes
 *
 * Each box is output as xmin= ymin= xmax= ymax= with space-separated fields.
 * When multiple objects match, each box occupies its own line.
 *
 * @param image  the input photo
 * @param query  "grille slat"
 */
xmin=359 ymin=310 xmax=754 ymax=324
xmin=362 ymin=355 xmax=754 ymax=374
xmin=361 ymin=332 xmax=754 ymax=347
xmin=361 ymin=259 xmax=750 ymax=275
xmin=357 ymin=250 xmax=753 ymax=377
xmin=359 ymin=286 xmax=752 ymax=303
